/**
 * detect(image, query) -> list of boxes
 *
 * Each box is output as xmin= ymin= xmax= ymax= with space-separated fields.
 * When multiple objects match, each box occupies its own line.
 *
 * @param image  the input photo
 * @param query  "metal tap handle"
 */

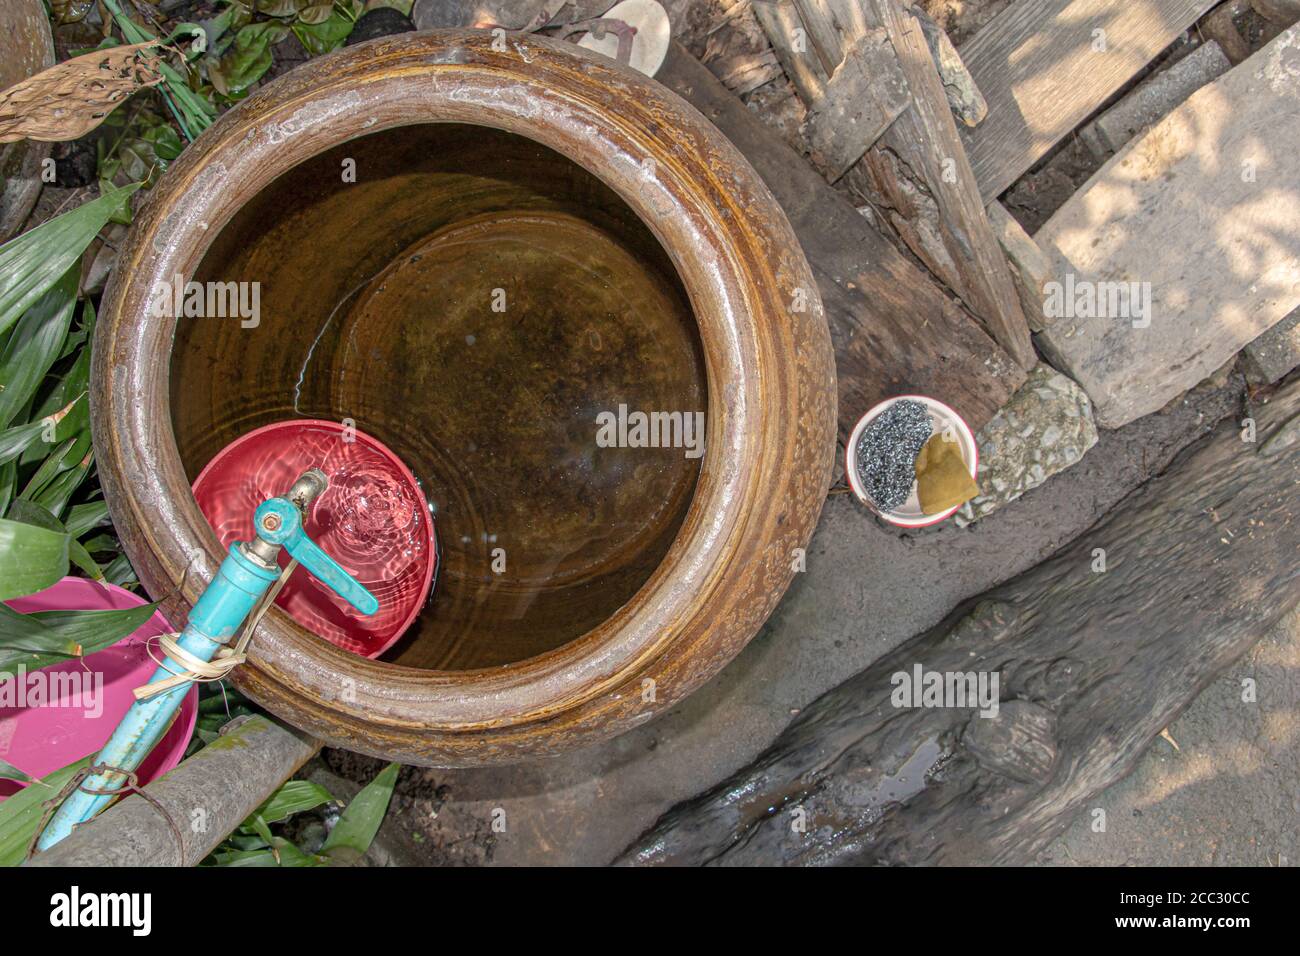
xmin=252 ymin=475 xmax=379 ymax=616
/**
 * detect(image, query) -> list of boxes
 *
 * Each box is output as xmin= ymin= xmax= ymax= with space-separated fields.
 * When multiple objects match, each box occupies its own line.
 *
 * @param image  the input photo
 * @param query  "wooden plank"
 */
xmin=1079 ymin=39 xmax=1231 ymax=156
xmin=868 ymin=0 xmax=1036 ymax=367
xmin=1201 ymin=0 xmax=1252 ymax=64
xmin=792 ymin=0 xmax=847 ymax=73
xmin=618 ymin=376 xmax=1300 ymax=866
xmin=987 ymin=201 xmax=1053 ymax=332
xmin=658 ymin=43 xmax=1026 ymax=442
xmin=1038 ymin=26 xmax=1300 ymax=427
xmin=914 ymin=5 xmax=988 ymax=127
xmin=802 ymin=28 xmax=910 ymax=179
xmin=823 ymin=0 xmax=873 ymax=41
xmin=959 ymin=0 xmax=1219 ymax=201
xmin=752 ymin=0 xmax=829 ymax=104
xmin=1242 ymin=305 xmax=1300 ymax=385
xmin=772 ymin=0 xmax=1034 ymax=365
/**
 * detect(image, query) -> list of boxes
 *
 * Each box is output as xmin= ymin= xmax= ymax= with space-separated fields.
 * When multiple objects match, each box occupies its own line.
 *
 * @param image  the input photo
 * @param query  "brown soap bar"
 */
xmin=915 ymin=434 xmax=979 ymax=515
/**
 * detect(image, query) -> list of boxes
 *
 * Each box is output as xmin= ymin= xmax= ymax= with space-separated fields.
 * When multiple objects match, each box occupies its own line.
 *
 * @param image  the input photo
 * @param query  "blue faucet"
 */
xmin=36 ymin=468 xmax=377 ymax=851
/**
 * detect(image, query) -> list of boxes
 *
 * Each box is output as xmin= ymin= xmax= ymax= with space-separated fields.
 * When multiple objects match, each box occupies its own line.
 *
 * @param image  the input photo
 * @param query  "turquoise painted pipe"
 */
xmin=37 ymin=471 xmax=377 ymax=851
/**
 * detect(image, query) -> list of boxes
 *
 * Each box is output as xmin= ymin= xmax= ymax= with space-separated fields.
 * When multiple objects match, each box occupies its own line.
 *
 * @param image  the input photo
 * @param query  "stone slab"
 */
xmin=956 ymin=364 xmax=1099 ymax=526
xmin=1038 ymin=27 xmax=1300 ymax=428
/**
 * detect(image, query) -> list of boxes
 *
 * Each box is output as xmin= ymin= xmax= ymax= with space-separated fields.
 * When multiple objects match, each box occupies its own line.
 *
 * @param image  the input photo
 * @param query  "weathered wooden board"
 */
xmin=1038 ymin=26 xmax=1300 ymax=428
xmin=754 ymin=1 xmax=1035 ymax=368
xmin=1242 ymin=305 xmax=1300 ymax=385
xmin=988 ymin=200 xmax=1053 ymax=332
xmin=914 ymin=5 xmax=988 ymax=127
xmin=752 ymin=0 xmax=828 ymax=104
xmin=959 ymin=0 xmax=1220 ymax=201
xmin=617 ymin=375 xmax=1300 ymax=866
xmin=802 ymin=28 xmax=909 ymax=180
xmin=868 ymin=0 xmax=1036 ymax=367
xmin=793 ymin=0 xmax=851 ymax=72
xmin=1079 ymin=39 xmax=1231 ymax=156
xmin=658 ymin=43 xmax=1026 ymax=443
xmin=1253 ymin=0 xmax=1300 ymax=24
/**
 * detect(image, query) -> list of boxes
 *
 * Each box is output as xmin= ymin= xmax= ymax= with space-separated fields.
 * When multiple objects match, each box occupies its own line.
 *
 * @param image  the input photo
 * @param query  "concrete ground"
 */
xmin=1035 ymin=606 xmax=1299 ymax=867
xmin=328 ymin=374 xmax=1282 ymax=866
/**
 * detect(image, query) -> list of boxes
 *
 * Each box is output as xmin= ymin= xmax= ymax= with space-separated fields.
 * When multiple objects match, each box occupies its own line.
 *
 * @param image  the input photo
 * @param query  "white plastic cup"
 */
xmin=845 ymin=395 xmax=979 ymax=528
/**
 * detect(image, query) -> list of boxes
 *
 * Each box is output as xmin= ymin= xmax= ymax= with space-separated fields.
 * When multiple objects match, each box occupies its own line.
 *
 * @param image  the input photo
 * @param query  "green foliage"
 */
xmin=0 ymin=600 xmax=160 ymax=679
xmin=0 ymin=518 xmax=68 ymax=600
xmin=0 ymin=756 xmax=93 ymax=867
xmin=364 ymin=1 xmax=414 ymax=14
xmin=319 ymin=761 xmax=399 ymax=862
xmin=204 ymin=0 xmax=360 ymax=95
xmin=0 ymin=196 xmax=150 ymax=684
xmin=204 ymin=761 xmax=400 ymax=866
xmin=0 ymin=184 xmax=138 ymax=339
xmin=0 ymin=273 xmax=76 ymax=429
xmin=211 ymin=20 xmax=291 ymax=94
xmin=188 ymin=685 xmax=258 ymax=753
xmin=0 ymin=757 xmax=32 ymax=784
xmin=98 ymin=0 xmax=217 ymax=140
xmin=292 ymin=2 xmax=362 ymax=57
xmin=251 ymin=779 xmax=335 ymax=824
xmin=97 ymin=103 xmax=186 ymax=202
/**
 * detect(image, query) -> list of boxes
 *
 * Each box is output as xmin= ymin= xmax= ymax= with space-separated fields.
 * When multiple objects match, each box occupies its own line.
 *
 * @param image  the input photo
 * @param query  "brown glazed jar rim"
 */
xmin=93 ymin=30 xmax=835 ymax=765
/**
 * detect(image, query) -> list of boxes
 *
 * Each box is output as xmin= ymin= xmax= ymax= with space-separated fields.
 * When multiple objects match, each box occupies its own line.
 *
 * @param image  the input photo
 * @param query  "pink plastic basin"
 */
xmin=0 ymin=577 xmax=197 ymax=801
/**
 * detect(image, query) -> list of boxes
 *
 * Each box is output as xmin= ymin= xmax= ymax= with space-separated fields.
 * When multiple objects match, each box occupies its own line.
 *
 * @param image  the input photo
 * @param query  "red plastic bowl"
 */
xmin=192 ymin=420 xmax=435 ymax=658
xmin=1 ymin=577 xmax=197 ymax=801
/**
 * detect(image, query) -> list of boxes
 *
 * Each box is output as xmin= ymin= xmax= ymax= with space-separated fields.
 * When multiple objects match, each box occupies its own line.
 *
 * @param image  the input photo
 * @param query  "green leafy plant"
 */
xmin=0 ymin=756 xmax=32 ymax=784
xmin=203 ymin=0 xmax=361 ymax=96
xmin=96 ymin=101 xmax=185 ymax=202
xmin=287 ymin=1 xmax=363 ymax=58
xmin=0 ymin=600 xmax=159 ymax=679
xmin=97 ymin=0 xmax=218 ymax=140
xmin=0 ymin=755 xmax=93 ymax=866
xmin=0 ymin=183 xmax=138 ymax=337
xmin=205 ymin=761 xmax=400 ymax=866
xmin=0 ymin=182 xmax=151 ymax=683
xmin=187 ymin=684 xmax=258 ymax=755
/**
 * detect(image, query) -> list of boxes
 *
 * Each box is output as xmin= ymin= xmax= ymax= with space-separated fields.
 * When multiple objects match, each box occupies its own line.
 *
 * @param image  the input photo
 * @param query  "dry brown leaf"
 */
xmin=0 ymin=42 xmax=166 ymax=144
